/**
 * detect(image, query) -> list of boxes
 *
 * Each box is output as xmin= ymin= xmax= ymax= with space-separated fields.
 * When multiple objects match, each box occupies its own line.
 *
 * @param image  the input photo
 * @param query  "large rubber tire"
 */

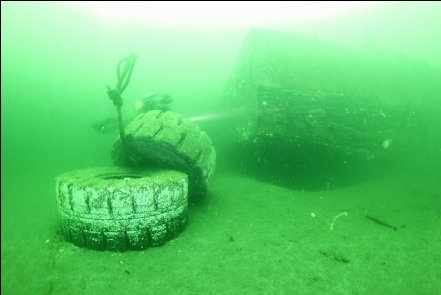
xmin=111 ymin=110 xmax=216 ymax=199
xmin=55 ymin=166 xmax=188 ymax=252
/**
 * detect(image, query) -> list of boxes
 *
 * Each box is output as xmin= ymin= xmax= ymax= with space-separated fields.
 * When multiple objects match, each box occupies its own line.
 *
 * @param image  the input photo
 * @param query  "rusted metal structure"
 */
xmin=222 ymin=29 xmax=437 ymax=187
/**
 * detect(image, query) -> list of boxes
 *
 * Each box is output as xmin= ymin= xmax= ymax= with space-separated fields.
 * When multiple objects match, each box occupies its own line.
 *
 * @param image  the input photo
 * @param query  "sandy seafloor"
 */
xmin=1 ymin=163 xmax=440 ymax=295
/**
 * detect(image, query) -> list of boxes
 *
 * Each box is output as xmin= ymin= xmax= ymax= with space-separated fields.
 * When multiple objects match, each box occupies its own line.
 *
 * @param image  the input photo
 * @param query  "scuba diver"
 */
xmin=134 ymin=91 xmax=171 ymax=113
xmin=92 ymin=91 xmax=172 ymax=133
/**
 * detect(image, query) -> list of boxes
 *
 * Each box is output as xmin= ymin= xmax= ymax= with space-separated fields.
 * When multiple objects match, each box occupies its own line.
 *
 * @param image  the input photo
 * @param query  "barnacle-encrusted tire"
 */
xmin=55 ymin=166 xmax=188 ymax=251
xmin=111 ymin=110 xmax=216 ymax=199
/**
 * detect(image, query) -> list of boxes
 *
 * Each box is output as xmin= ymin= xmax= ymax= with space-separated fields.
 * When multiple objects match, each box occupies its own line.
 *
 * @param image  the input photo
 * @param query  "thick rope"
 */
xmin=106 ymin=54 xmax=139 ymax=166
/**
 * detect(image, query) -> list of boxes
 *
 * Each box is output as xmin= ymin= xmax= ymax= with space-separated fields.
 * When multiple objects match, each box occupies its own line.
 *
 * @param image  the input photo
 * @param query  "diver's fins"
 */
xmin=91 ymin=117 xmax=119 ymax=133
xmin=92 ymin=117 xmax=134 ymax=133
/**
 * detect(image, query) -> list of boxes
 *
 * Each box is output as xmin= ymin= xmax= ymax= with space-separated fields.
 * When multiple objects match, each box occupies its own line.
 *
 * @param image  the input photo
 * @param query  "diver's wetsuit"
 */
xmin=93 ymin=91 xmax=171 ymax=133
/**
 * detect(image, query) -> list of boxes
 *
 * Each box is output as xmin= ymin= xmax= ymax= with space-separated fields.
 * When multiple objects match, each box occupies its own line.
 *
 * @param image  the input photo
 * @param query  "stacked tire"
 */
xmin=56 ymin=167 xmax=188 ymax=251
xmin=112 ymin=110 xmax=216 ymax=200
xmin=56 ymin=111 xmax=216 ymax=251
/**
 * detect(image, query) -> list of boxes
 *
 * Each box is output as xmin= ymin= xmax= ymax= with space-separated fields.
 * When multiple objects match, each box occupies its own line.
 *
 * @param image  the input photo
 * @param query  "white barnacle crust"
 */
xmin=108 ymin=186 xmax=115 ymax=194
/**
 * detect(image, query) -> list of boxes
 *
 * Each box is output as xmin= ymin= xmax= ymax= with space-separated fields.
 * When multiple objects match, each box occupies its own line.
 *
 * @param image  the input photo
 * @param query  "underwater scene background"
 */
xmin=2 ymin=2 xmax=441 ymax=294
